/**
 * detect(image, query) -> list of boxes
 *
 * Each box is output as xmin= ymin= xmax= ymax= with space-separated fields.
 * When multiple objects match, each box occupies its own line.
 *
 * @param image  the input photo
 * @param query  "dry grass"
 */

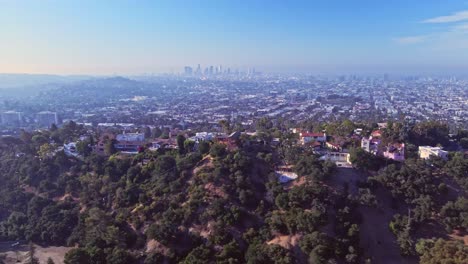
xmin=0 ymin=244 xmax=72 ymax=264
xmin=267 ymin=234 xmax=302 ymax=250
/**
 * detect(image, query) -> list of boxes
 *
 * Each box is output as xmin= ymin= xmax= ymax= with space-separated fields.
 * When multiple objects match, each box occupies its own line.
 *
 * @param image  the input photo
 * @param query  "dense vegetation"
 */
xmin=0 ymin=120 xmax=466 ymax=263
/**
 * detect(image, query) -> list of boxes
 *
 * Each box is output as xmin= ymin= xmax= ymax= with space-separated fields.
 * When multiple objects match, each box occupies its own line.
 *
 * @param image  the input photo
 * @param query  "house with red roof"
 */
xmin=299 ymin=132 xmax=326 ymax=145
xmin=371 ymin=130 xmax=382 ymax=138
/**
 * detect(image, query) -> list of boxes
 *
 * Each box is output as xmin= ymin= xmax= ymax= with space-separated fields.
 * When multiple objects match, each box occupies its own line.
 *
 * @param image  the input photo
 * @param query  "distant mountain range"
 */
xmin=0 ymin=73 xmax=94 ymax=89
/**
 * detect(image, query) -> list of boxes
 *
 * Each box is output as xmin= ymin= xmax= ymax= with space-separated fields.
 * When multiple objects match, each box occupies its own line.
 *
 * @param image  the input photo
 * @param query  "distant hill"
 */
xmin=0 ymin=73 xmax=93 ymax=89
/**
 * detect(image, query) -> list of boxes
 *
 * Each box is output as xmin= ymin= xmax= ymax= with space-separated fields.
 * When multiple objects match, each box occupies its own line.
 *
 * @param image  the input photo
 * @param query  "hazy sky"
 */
xmin=1 ymin=0 xmax=468 ymax=75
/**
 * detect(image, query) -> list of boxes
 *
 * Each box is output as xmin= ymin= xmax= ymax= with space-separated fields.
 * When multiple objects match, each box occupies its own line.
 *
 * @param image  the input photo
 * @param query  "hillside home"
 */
xmin=419 ymin=146 xmax=448 ymax=160
xmin=383 ymin=143 xmax=405 ymax=162
xmin=299 ymin=132 xmax=326 ymax=145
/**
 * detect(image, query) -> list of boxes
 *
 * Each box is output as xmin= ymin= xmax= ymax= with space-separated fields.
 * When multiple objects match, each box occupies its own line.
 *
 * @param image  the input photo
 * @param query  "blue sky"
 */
xmin=1 ymin=0 xmax=468 ymax=74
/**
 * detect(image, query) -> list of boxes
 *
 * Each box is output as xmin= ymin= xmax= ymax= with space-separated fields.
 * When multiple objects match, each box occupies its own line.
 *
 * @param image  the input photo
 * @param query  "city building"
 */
xmin=1 ymin=111 xmax=22 ymax=126
xmin=419 ymin=146 xmax=448 ymax=160
xmin=184 ymin=66 xmax=193 ymax=75
xmin=37 ymin=111 xmax=58 ymax=128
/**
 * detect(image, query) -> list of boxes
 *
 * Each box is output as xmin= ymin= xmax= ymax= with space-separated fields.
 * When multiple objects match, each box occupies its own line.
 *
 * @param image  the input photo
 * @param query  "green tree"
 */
xmin=299 ymin=231 xmax=331 ymax=255
xmin=349 ymin=147 xmax=381 ymax=171
xmin=38 ymin=143 xmax=54 ymax=159
xmin=177 ymin=134 xmax=186 ymax=154
xmin=412 ymin=195 xmax=433 ymax=223
xmin=146 ymin=222 xmax=177 ymax=245
xmin=76 ymin=140 xmax=92 ymax=157
xmin=217 ymin=240 xmax=242 ymax=262
xmin=397 ymin=226 xmax=414 ymax=256
xmin=275 ymin=193 xmax=289 ymax=210
xmin=210 ymin=143 xmax=226 ymax=158
xmin=143 ymin=126 xmax=151 ymax=139
xmin=460 ymin=138 xmax=468 ymax=149
xmin=184 ymin=139 xmax=195 ymax=153
xmin=440 ymin=197 xmax=468 ymax=231
xmin=183 ymin=245 xmax=212 ymax=264
xmin=50 ymin=123 xmax=58 ymax=132
xmin=415 ymin=239 xmax=435 ymax=255
xmin=419 ymin=239 xmax=468 ymax=264
xmin=444 ymin=152 xmax=468 ymax=189
xmin=144 ymin=252 xmax=164 ymax=264
xmin=104 ymin=139 xmax=117 ymax=155
xmin=64 ymin=248 xmax=91 ymax=264
xmin=32 ymin=134 xmax=49 ymax=145
xmin=151 ymin=127 xmax=162 ymax=138
xmin=409 ymin=121 xmax=449 ymax=147
xmin=219 ymin=119 xmax=231 ymax=133
xmin=358 ymin=188 xmax=377 ymax=207
xmin=106 ymin=248 xmax=134 ymax=264
xmin=198 ymin=141 xmax=210 ymax=155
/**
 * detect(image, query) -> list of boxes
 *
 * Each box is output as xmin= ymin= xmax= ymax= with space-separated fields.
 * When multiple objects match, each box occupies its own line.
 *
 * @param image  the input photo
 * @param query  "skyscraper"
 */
xmin=184 ymin=66 xmax=193 ymax=75
xmin=383 ymin=73 xmax=389 ymax=81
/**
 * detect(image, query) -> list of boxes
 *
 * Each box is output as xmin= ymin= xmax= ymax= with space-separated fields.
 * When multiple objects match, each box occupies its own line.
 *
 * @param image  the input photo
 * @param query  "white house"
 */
xmin=419 ymin=146 xmax=448 ymax=160
xmin=299 ymin=132 xmax=326 ymax=145
xmin=189 ymin=132 xmax=214 ymax=142
xmin=320 ymin=152 xmax=351 ymax=167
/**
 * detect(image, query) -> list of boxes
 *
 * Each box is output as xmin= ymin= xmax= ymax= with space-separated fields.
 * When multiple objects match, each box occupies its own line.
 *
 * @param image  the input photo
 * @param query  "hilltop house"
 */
xmin=361 ymin=136 xmax=381 ymax=155
xmin=299 ymin=132 xmax=326 ymax=145
xmin=383 ymin=143 xmax=405 ymax=162
xmin=150 ymin=138 xmax=178 ymax=151
xmin=114 ymin=133 xmax=145 ymax=153
xmin=188 ymin=132 xmax=214 ymax=142
xmin=419 ymin=146 xmax=448 ymax=160
xmin=371 ymin=130 xmax=382 ymax=138
xmin=320 ymin=151 xmax=351 ymax=167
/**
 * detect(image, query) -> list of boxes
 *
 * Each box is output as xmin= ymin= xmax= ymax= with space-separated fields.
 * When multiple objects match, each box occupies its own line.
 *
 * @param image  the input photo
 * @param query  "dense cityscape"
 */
xmin=1 ymin=1 xmax=468 ymax=264
xmin=1 ymin=71 xmax=467 ymax=134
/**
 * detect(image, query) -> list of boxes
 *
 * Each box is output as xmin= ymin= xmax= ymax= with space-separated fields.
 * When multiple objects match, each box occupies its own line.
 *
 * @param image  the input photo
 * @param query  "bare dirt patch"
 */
xmin=193 ymin=156 xmax=213 ymax=175
xmin=204 ymin=182 xmax=228 ymax=199
xmin=449 ymin=231 xmax=468 ymax=245
xmin=267 ymin=234 xmax=301 ymax=250
xmin=0 ymin=243 xmax=72 ymax=264
xmin=146 ymin=239 xmax=171 ymax=256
